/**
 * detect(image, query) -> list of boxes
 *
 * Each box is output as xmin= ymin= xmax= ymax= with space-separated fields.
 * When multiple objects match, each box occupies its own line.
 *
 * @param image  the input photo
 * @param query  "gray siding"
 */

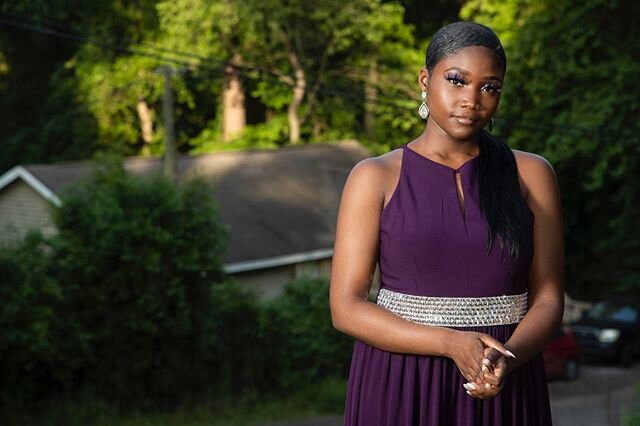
xmin=232 ymin=264 xmax=297 ymax=299
xmin=234 ymin=258 xmax=334 ymax=299
xmin=0 ymin=180 xmax=57 ymax=245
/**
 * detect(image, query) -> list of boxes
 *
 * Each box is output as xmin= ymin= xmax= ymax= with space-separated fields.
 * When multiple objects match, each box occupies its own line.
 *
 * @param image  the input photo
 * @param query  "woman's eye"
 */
xmin=446 ymin=76 xmax=466 ymax=86
xmin=482 ymin=84 xmax=503 ymax=94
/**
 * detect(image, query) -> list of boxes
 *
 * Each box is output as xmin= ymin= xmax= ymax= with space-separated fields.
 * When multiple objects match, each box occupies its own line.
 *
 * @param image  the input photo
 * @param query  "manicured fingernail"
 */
xmin=466 ymin=390 xmax=472 ymax=396
xmin=505 ymin=350 xmax=516 ymax=359
xmin=483 ymin=358 xmax=492 ymax=365
xmin=464 ymin=383 xmax=477 ymax=391
xmin=482 ymin=365 xmax=488 ymax=372
xmin=485 ymin=383 xmax=491 ymax=389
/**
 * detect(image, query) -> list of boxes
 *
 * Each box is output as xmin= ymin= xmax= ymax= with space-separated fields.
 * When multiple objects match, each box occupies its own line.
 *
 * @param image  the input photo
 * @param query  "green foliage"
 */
xmin=3 ymin=377 xmax=347 ymax=425
xmin=462 ymin=0 xmax=640 ymax=298
xmin=0 ymin=0 xmax=162 ymax=169
xmin=191 ymin=114 xmax=289 ymax=153
xmin=0 ymin=0 xmax=431 ymax=164
xmin=0 ymin=232 xmax=61 ymax=405
xmin=69 ymin=50 xmax=166 ymax=154
xmin=207 ymin=282 xmax=264 ymax=396
xmin=263 ymin=278 xmax=354 ymax=390
xmin=0 ymin=165 xmax=351 ymax=412
xmin=49 ymin=162 xmax=227 ymax=407
xmin=331 ymin=1 xmax=424 ymax=147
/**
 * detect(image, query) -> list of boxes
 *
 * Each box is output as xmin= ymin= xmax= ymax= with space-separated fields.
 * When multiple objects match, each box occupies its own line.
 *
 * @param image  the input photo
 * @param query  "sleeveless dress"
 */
xmin=344 ymin=143 xmax=552 ymax=425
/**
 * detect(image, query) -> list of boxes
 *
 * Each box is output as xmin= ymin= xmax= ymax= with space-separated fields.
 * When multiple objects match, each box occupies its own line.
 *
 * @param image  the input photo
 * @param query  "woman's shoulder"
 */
xmin=348 ymin=147 xmax=403 ymax=182
xmin=512 ymin=149 xmax=558 ymax=200
xmin=512 ymin=149 xmax=556 ymax=177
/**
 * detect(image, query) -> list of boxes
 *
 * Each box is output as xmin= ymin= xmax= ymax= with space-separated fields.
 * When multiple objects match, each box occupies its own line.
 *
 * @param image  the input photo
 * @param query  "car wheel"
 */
xmin=620 ymin=344 xmax=634 ymax=368
xmin=563 ymin=359 xmax=579 ymax=381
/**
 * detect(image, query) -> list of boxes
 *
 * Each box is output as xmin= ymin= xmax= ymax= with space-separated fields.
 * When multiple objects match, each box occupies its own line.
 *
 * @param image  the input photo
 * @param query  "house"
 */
xmin=0 ymin=140 xmax=371 ymax=298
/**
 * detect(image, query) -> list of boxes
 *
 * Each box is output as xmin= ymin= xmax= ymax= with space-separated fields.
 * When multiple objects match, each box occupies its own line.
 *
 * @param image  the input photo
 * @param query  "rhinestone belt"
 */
xmin=376 ymin=288 xmax=528 ymax=327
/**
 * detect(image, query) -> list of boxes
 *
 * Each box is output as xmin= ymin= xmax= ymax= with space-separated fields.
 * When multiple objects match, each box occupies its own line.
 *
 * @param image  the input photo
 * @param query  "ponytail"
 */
xmin=477 ymin=130 xmax=529 ymax=259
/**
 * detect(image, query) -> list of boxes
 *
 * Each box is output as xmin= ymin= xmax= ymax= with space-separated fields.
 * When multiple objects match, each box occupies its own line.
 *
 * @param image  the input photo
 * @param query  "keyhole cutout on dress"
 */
xmin=454 ymin=170 xmax=465 ymax=218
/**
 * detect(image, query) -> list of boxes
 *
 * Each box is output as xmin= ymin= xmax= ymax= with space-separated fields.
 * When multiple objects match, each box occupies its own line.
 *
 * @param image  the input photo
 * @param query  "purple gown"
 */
xmin=344 ymin=143 xmax=552 ymax=425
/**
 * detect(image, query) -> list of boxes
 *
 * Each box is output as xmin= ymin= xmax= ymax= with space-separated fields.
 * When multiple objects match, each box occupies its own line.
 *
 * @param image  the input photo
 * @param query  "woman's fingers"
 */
xmin=451 ymin=332 xmax=492 ymax=383
xmin=482 ymin=356 xmax=507 ymax=390
xmin=453 ymin=331 xmax=511 ymax=393
xmin=464 ymin=337 xmax=510 ymax=399
xmin=459 ymin=334 xmax=513 ymax=400
xmin=464 ymin=373 xmax=504 ymax=399
xmin=484 ymin=347 xmax=503 ymax=364
xmin=464 ymin=382 xmax=502 ymax=399
xmin=482 ymin=372 xmax=502 ymax=386
xmin=478 ymin=335 xmax=516 ymax=359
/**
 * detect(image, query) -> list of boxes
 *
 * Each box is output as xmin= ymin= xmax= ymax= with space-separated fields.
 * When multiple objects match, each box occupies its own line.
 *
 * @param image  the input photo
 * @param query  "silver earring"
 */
xmin=488 ymin=117 xmax=495 ymax=131
xmin=418 ymin=91 xmax=429 ymax=119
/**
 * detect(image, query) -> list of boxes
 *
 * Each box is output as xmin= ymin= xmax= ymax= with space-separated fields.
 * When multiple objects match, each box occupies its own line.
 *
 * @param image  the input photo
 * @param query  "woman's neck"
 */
xmin=413 ymin=124 xmax=480 ymax=159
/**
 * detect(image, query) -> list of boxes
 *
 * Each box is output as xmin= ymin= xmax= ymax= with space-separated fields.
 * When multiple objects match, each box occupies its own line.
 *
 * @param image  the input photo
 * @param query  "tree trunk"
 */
xmin=136 ymin=98 xmax=154 ymax=144
xmin=288 ymin=65 xmax=306 ymax=144
xmin=222 ymin=59 xmax=246 ymax=142
xmin=364 ymin=58 xmax=378 ymax=141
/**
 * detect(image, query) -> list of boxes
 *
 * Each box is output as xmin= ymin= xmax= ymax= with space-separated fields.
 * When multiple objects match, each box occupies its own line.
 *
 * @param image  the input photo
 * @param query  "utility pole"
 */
xmin=157 ymin=65 xmax=178 ymax=181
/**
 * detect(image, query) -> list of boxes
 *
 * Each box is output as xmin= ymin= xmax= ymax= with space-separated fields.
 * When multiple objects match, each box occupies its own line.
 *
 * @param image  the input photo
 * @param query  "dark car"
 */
xmin=543 ymin=323 xmax=580 ymax=380
xmin=571 ymin=298 xmax=640 ymax=367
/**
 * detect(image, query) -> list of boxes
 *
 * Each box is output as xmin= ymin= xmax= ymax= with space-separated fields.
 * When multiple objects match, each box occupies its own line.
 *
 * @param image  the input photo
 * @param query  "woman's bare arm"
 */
xmin=504 ymin=151 xmax=565 ymax=370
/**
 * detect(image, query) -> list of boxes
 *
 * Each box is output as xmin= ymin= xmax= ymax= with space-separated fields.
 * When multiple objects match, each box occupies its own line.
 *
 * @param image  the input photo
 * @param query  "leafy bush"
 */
xmin=50 ymin=162 xmax=227 ymax=407
xmin=207 ymin=282 xmax=264 ymax=396
xmin=0 ymin=232 xmax=61 ymax=405
xmin=263 ymin=278 xmax=354 ymax=390
xmin=0 ymin=163 xmax=353 ymax=413
xmin=203 ymin=277 xmax=354 ymax=398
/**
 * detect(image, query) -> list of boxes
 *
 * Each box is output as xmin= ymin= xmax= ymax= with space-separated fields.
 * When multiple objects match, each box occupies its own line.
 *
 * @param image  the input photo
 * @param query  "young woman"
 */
xmin=330 ymin=21 xmax=564 ymax=425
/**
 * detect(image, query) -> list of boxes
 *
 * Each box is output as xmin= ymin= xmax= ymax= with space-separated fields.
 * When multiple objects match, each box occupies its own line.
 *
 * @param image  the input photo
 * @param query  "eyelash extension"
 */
xmin=445 ymin=72 xmax=503 ymax=94
xmin=482 ymin=83 xmax=503 ymax=94
xmin=445 ymin=72 xmax=467 ymax=86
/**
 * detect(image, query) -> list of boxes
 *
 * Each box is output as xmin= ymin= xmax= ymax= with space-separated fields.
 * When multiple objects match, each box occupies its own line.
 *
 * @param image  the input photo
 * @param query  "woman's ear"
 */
xmin=418 ymin=68 xmax=429 ymax=93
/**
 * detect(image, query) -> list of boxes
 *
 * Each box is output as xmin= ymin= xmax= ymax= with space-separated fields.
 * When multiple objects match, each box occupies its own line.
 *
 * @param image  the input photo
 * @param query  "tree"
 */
xmin=156 ymin=0 xmax=258 ymax=142
xmin=0 ymin=0 xmax=163 ymax=169
xmin=347 ymin=1 xmax=421 ymax=146
xmin=243 ymin=0 xmax=391 ymax=143
xmin=462 ymin=0 xmax=640 ymax=298
xmin=399 ymin=0 xmax=461 ymax=43
xmin=0 ymin=1 xmax=461 ymax=162
xmin=0 ymin=1 xmax=97 ymax=171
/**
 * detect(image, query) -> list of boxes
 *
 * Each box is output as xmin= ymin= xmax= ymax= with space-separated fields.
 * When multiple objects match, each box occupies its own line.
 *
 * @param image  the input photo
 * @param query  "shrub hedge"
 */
xmin=0 ymin=162 xmax=353 ymax=414
xmin=49 ymin=164 xmax=228 ymax=408
xmin=0 ymin=232 xmax=61 ymax=406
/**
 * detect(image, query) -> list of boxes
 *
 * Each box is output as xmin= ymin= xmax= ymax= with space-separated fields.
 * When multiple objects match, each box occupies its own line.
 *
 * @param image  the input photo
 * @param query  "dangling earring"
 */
xmin=418 ymin=91 xmax=429 ymax=119
xmin=488 ymin=117 xmax=495 ymax=131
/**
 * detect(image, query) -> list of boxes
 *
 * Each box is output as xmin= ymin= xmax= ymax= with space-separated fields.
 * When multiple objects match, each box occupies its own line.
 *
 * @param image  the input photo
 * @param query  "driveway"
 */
xmin=262 ymin=363 xmax=640 ymax=426
xmin=549 ymin=362 xmax=640 ymax=426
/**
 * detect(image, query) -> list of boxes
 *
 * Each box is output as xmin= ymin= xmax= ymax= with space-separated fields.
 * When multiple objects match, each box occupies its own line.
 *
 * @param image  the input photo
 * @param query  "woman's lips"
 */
xmin=453 ymin=116 xmax=477 ymax=125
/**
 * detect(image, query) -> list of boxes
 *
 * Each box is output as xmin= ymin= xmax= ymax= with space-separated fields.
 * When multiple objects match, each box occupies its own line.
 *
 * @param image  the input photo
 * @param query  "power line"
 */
xmin=0 ymin=13 xmax=213 ymax=70
xmin=0 ymin=10 xmax=630 ymax=140
xmin=0 ymin=12 xmax=428 ymax=117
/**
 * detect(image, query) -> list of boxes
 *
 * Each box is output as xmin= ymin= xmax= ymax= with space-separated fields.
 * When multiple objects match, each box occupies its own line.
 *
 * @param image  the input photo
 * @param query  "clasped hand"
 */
xmin=448 ymin=331 xmax=514 ymax=400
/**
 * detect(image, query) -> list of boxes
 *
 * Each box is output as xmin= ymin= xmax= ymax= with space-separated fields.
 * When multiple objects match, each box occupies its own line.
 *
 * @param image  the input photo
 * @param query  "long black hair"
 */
xmin=426 ymin=21 xmax=529 ymax=259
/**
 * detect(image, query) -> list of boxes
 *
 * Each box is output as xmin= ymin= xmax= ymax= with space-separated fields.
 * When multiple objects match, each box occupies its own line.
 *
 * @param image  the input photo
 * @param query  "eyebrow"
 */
xmin=443 ymin=67 xmax=503 ymax=82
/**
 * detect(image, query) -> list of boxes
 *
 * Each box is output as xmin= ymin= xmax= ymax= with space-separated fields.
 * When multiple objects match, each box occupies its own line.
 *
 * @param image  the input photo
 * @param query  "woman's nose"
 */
xmin=460 ymin=89 xmax=480 ymax=110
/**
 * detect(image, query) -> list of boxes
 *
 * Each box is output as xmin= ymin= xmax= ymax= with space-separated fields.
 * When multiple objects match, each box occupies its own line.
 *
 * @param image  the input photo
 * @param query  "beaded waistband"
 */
xmin=376 ymin=288 xmax=528 ymax=327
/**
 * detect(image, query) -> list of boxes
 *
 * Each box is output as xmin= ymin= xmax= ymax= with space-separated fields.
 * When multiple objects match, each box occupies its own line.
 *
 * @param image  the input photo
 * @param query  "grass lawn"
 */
xmin=3 ymin=378 xmax=347 ymax=426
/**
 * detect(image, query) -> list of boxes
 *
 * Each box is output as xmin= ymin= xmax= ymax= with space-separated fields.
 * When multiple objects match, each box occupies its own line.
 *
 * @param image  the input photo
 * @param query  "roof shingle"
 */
xmin=20 ymin=140 xmax=371 ymax=264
